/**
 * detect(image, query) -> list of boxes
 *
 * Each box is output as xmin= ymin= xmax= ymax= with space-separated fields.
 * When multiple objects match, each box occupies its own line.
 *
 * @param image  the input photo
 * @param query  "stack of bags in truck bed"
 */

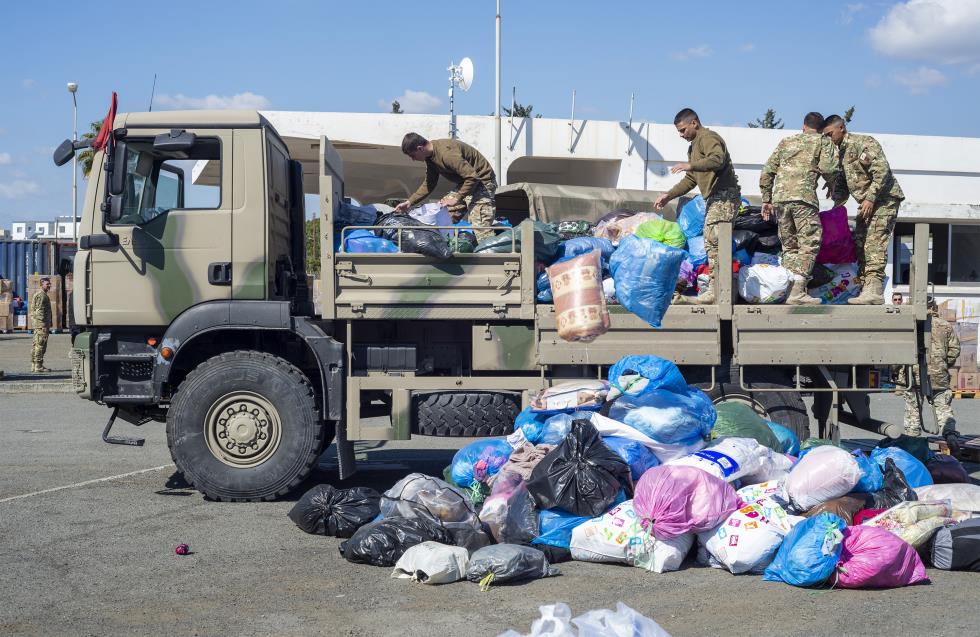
xmin=26 ymin=274 xmax=64 ymax=331
xmin=288 ymin=354 xmax=980 ymax=591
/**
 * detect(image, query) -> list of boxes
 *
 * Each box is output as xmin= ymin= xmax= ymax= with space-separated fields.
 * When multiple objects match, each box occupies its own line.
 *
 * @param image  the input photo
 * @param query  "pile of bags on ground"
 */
xmin=288 ymin=354 xmax=980 ymax=590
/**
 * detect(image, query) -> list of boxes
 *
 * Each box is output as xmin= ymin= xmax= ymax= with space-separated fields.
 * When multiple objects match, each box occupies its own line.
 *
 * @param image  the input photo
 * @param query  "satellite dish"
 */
xmin=458 ymin=57 xmax=474 ymax=91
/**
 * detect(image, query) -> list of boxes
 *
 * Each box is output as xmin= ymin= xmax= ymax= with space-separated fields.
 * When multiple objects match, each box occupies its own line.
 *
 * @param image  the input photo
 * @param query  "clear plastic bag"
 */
xmin=479 ymin=472 xmax=539 ymax=544
xmin=380 ymin=473 xmax=490 ymax=551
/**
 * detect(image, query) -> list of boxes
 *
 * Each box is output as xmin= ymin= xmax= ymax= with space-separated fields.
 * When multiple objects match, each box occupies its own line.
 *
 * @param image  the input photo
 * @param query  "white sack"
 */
xmin=700 ymin=500 xmax=789 ymax=574
xmin=915 ymin=484 xmax=980 ymax=513
xmin=391 ymin=541 xmax=469 ymax=585
xmin=666 ymin=437 xmax=768 ymax=482
xmin=737 ymin=263 xmax=793 ymax=304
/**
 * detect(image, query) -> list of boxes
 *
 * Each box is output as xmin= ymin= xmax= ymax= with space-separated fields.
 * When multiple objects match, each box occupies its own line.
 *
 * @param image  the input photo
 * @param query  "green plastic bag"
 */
xmin=800 ymin=437 xmax=837 ymax=451
xmin=876 ymin=435 xmax=930 ymax=464
xmin=448 ymin=231 xmax=476 ymax=254
xmin=634 ymin=218 xmax=688 ymax=249
xmin=474 ymin=221 xmax=560 ymax=262
xmin=711 ymin=401 xmax=782 ymax=452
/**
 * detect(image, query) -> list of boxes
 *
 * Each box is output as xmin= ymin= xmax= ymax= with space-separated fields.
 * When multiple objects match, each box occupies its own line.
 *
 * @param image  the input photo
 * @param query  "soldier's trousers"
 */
xmin=31 ymin=327 xmax=48 ymax=367
xmin=703 ymin=186 xmax=742 ymax=287
xmin=775 ymin=202 xmax=821 ymax=278
xmin=447 ymin=181 xmax=497 ymax=242
xmin=854 ymin=197 xmax=900 ymax=282
xmin=902 ymin=368 xmax=956 ymax=435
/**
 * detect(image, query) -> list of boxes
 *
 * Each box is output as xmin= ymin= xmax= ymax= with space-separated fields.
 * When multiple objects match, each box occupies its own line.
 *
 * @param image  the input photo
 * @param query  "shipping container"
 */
xmin=0 ymin=240 xmax=76 ymax=299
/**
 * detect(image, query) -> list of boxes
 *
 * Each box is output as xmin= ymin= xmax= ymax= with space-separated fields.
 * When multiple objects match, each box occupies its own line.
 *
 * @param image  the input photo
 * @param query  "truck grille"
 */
xmin=70 ymin=349 xmax=86 ymax=394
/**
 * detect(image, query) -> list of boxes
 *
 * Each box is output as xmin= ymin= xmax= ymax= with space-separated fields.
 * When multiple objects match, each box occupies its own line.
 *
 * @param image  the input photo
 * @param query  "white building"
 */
xmin=10 ymin=216 xmax=79 ymax=240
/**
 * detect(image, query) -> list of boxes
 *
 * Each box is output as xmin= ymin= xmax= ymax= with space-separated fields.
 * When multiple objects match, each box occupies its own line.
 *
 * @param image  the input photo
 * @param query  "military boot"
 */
xmin=785 ymin=276 xmax=822 ymax=305
xmin=847 ymin=276 xmax=884 ymax=305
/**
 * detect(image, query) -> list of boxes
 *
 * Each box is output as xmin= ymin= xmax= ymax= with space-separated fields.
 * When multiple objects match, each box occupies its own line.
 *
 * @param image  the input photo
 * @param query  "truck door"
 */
xmin=89 ymin=130 xmax=233 ymax=326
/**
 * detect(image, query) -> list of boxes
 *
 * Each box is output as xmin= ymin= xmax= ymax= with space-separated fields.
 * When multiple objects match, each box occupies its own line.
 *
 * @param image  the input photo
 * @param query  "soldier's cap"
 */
xmin=927 ymin=296 xmax=937 ymax=309
xmin=40 ymin=276 xmax=50 ymax=283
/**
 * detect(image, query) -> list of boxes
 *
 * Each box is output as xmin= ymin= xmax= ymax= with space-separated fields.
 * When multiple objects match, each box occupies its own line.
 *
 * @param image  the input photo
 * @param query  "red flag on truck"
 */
xmin=90 ymin=92 xmax=118 ymax=153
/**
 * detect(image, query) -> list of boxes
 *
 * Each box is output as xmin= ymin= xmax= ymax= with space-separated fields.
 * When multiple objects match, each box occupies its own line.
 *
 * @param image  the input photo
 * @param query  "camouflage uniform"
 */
xmin=444 ymin=179 xmax=497 ymax=242
xmin=760 ymin=131 xmax=838 ymax=278
xmin=832 ymin=133 xmax=904 ymax=283
xmin=898 ymin=315 xmax=960 ymax=436
xmin=30 ymin=289 xmax=51 ymax=371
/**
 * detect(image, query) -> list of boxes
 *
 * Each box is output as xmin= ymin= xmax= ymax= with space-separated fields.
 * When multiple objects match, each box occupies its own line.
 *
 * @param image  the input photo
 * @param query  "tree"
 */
xmin=77 ymin=119 xmax=104 ymax=178
xmin=843 ymin=106 xmax=855 ymax=124
xmin=502 ymin=102 xmax=542 ymax=118
xmin=391 ymin=100 xmax=404 ymax=114
xmin=305 ymin=217 xmax=320 ymax=275
xmin=747 ymin=109 xmax=783 ymax=129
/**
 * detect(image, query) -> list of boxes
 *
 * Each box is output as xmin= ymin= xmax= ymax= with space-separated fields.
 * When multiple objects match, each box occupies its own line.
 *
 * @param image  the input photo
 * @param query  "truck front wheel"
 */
xmin=166 ymin=350 xmax=326 ymax=502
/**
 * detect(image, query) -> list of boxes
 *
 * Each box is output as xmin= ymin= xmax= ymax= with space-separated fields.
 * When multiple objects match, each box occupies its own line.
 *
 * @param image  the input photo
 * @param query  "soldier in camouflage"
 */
xmin=655 ymin=108 xmax=741 ymax=305
xmin=31 ymin=277 xmax=52 ymax=373
xmin=821 ymin=115 xmax=905 ymax=305
xmin=759 ymin=112 xmax=839 ymax=305
xmin=899 ymin=298 xmax=961 ymax=437
xmin=396 ymin=133 xmax=498 ymax=242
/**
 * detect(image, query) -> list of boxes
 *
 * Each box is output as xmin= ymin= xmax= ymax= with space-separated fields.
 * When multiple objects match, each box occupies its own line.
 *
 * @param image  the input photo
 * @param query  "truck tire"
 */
xmin=166 ymin=350 xmax=327 ymax=502
xmin=414 ymin=391 xmax=520 ymax=437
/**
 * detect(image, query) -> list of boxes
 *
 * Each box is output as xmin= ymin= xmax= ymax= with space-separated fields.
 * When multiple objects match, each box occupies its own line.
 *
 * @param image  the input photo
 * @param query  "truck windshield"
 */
xmin=108 ymin=138 xmax=221 ymax=225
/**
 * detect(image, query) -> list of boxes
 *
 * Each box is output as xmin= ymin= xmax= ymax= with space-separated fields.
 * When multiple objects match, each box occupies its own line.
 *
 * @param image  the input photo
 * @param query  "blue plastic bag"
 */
xmin=514 ymin=407 xmax=549 ymax=440
xmin=607 ymin=386 xmax=716 ymax=445
xmin=559 ymin=236 xmax=615 ymax=262
xmin=766 ymin=421 xmax=801 ymax=456
xmin=343 ymin=229 xmax=399 ymax=253
xmin=535 ymin=271 xmax=553 ymax=303
xmin=450 ymin=439 xmax=513 ymax=487
xmin=734 ymin=248 xmax=751 ymax=266
xmin=602 ymin=436 xmax=660 ymax=481
xmin=531 ymin=508 xmax=591 ymax=549
xmin=678 ymin=196 xmax=706 ymax=239
xmin=851 ymin=450 xmax=884 ymax=493
xmin=763 ymin=512 xmax=846 ymax=587
xmin=532 ymin=411 xmax=595 ymax=445
xmin=870 ymin=447 xmax=933 ymax=489
xmin=607 ymin=355 xmax=689 ymax=397
xmin=609 ymin=235 xmax=685 ymax=329
xmin=686 ymin=235 xmax=707 ymax=267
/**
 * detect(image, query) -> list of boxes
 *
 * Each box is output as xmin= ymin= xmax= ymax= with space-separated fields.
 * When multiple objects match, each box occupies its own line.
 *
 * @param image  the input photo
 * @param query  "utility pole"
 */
xmin=494 ymin=0 xmax=502 ymax=183
xmin=67 ymin=82 xmax=78 ymax=242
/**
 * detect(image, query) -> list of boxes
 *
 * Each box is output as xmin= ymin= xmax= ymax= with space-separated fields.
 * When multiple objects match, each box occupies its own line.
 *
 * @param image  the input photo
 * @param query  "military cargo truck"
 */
xmin=55 ymin=110 xmax=933 ymax=501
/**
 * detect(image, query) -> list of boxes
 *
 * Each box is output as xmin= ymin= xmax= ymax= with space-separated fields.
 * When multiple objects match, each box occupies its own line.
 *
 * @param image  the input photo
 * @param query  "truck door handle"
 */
xmin=208 ymin=262 xmax=232 ymax=285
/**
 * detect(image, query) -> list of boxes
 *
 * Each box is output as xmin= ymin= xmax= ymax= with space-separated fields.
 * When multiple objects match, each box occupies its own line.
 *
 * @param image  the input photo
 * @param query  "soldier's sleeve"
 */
xmin=405 ymin=161 xmax=440 ymax=206
xmin=946 ymin=325 xmax=961 ymax=367
xmin=861 ymin=137 xmax=892 ymax=203
xmin=664 ymin=171 xmax=697 ymax=201
xmin=443 ymin=149 xmax=480 ymax=199
xmin=688 ymin=133 xmax=725 ymax=172
xmin=818 ymin=136 xmax=840 ymax=191
xmin=759 ymin=142 xmax=782 ymax=204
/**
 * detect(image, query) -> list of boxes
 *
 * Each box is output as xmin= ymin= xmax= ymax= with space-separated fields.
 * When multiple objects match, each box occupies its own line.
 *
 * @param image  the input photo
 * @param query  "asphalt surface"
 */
xmin=1 ymin=365 xmax=980 ymax=635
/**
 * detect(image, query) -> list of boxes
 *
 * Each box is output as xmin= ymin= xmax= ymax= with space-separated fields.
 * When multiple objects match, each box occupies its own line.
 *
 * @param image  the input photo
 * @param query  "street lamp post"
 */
xmin=67 ymin=82 xmax=78 ymax=243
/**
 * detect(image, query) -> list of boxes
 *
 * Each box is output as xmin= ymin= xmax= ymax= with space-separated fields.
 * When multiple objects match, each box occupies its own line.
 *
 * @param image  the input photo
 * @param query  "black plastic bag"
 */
xmin=526 ymin=420 xmax=633 ymax=518
xmin=871 ymin=458 xmax=918 ymax=509
xmin=376 ymin=213 xmax=452 ymax=259
xmin=808 ymin=264 xmax=836 ymax=289
xmin=473 ymin=220 xmax=560 ymax=263
xmin=466 ymin=544 xmax=560 ymax=587
xmin=734 ymin=206 xmax=778 ymax=235
xmin=755 ymin=233 xmax=782 ymax=253
xmin=339 ymin=516 xmax=452 ymax=567
xmin=287 ymin=485 xmax=381 ymax=538
xmin=732 ymin=229 xmax=760 ymax=253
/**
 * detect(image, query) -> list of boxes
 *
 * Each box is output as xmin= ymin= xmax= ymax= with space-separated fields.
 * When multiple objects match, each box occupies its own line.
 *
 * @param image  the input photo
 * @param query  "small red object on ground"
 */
xmin=175 ymin=543 xmax=190 ymax=555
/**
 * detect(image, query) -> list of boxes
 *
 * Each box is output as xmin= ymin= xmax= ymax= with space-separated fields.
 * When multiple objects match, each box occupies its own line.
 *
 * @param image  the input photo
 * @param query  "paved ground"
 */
xmin=1 ymin=343 xmax=979 ymax=635
xmin=0 ymin=333 xmax=71 ymax=390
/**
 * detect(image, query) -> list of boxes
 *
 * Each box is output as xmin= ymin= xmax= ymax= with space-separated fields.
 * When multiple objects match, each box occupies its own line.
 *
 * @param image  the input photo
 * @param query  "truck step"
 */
xmin=102 ymin=394 xmax=154 ymax=404
xmin=102 ymin=353 xmax=156 ymax=362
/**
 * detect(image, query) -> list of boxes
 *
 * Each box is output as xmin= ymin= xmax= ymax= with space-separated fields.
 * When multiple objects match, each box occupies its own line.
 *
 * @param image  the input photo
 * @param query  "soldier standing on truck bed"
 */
xmin=655 ymin=108 xmax=741 ymax=305
xmin=759 ymin=112 xmax=839 ymax=305
xmin=30 ymin=277 xmax=52 ymax=373
xmin=821 ymin=114 xmax=905 ymax=305
xmin=395 ymin=133 xmax=498 ymax=242
xmin=898 ymin=297 xmax=960 ymax=439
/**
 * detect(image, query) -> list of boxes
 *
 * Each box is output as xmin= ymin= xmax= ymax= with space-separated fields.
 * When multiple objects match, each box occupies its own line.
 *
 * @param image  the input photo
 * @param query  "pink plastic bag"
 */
xmin=632 ymin=465 xmax=739 ymax=540
xmin=816 ymin=207 xmax=857 ymax=264
xmin=835 ymin=525 xmax=929 ymax=589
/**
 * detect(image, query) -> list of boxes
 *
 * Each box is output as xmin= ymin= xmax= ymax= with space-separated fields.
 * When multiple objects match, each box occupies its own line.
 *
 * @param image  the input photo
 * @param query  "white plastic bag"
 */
xmin=408 ymin=203 xmax=453 ymax=235
xmin=737 ymin=263 xmax=793 ymax=304
xmin=497 ymin=603 xmax=576 ymax=637
xmin=784 ymin=445 xmax=861 ymax=512
xmin=589 ymin=413 xmax=705 ymax=463
xmin=666 ymin=437 xmax=768 ymax=482
xmin=391 ymin=541 xmax=469 ymax=584
xmin=741 ymin=449 xmax=795 ymax=484
xmin=572 ymin=602 xmax=672 ymax=637
xmin=701 ymin=500 xmax=790 ymax=574
xmin=915 ymin=484 xmax=980 ymax=513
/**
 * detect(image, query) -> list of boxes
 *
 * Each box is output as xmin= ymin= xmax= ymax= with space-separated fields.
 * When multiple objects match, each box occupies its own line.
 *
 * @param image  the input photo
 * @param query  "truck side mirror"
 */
xmin=154 ymin=130 xmax=197 ymax=152
xmin=53 ymin=139 xmax=76 ymax=166
xmin=109 ymin=141 xmax=128 ymax=196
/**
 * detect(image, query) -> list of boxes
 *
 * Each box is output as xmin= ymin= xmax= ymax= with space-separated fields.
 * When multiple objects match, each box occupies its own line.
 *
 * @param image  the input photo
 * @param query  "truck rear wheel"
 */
xmin=166 ymin=350 xmax=327 ymax=502
xmin=414 ymin=391 xmax=520 ymax=437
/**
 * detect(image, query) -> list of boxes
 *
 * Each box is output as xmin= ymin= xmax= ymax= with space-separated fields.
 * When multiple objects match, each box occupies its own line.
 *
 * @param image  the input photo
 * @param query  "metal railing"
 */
xmin=338 ymin=224 xmax=517 ymax=254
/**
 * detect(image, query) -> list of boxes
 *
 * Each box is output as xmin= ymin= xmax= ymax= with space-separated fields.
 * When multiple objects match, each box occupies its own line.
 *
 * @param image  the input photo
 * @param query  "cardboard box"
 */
xmin=0 ymin=292 xmax=11 ymax=318
xmin=958 ymin=343 xmax=978 ymax=373
xmin=15 ymin=314 xmax=26 ymax=329
xmin=959 ymin=371 xmax=979 ymax=391
xmin=950 ymin=368 xmax=959 ymax=390
xmin=0 ymin=314 xmax=11 ymax=331
xmin=941 ymin=300 xmax=957 ymax=322
xmin=955 ymin=321 xmax=979 ymax=344
xmin=0 ymin=279 xmax=11 ymax=295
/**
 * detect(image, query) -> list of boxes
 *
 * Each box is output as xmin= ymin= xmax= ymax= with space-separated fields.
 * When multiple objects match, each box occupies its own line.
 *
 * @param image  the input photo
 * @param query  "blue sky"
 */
xmin=1 ymin=0 xmax=978 ymax=231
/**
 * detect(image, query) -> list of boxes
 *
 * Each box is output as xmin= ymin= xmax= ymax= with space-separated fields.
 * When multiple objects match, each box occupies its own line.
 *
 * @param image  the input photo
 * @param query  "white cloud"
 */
xmin=870 ymin=0 xmax=980 ymax=64
xmin=738 ymin=43 xmax=756 ymax=53
xmin=0 ymin=153 xmax=11 ymax=165
xmin=0 ymin=180 xmax=40 ymax=199
xmin=154 ymin=91 xmax=271 ymax=110
xmin=841 ymin=3 xmax=867 ymax=25
xmin=379 ymin=89 xmax=442 ymax=114
xmin=893 ymin=66 xmax=949 ymax=94
xmin=671 ymin=45 xmax=713 ymax=61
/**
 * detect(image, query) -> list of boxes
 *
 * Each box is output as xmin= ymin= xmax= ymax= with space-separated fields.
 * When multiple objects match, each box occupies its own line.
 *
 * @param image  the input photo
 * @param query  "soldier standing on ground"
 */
xmin=821 ymin=115 xmax=904 ymax=305
xmin=900 ymin=297 xmax=960 ymax=439
xmin=655 ymin=108 xmax=742 ymax=305
xmin=759 ymin=112 xmax=839 ymax=305
xmin=31 ymin=277 xmax=52 ymax=373
xmin=395 ymin=133 xmax=498 ymax=242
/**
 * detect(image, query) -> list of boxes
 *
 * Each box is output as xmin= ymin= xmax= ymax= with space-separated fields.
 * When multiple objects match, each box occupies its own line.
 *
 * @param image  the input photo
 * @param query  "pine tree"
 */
xmin=747 ymin=109 xmax=784 ymax=129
